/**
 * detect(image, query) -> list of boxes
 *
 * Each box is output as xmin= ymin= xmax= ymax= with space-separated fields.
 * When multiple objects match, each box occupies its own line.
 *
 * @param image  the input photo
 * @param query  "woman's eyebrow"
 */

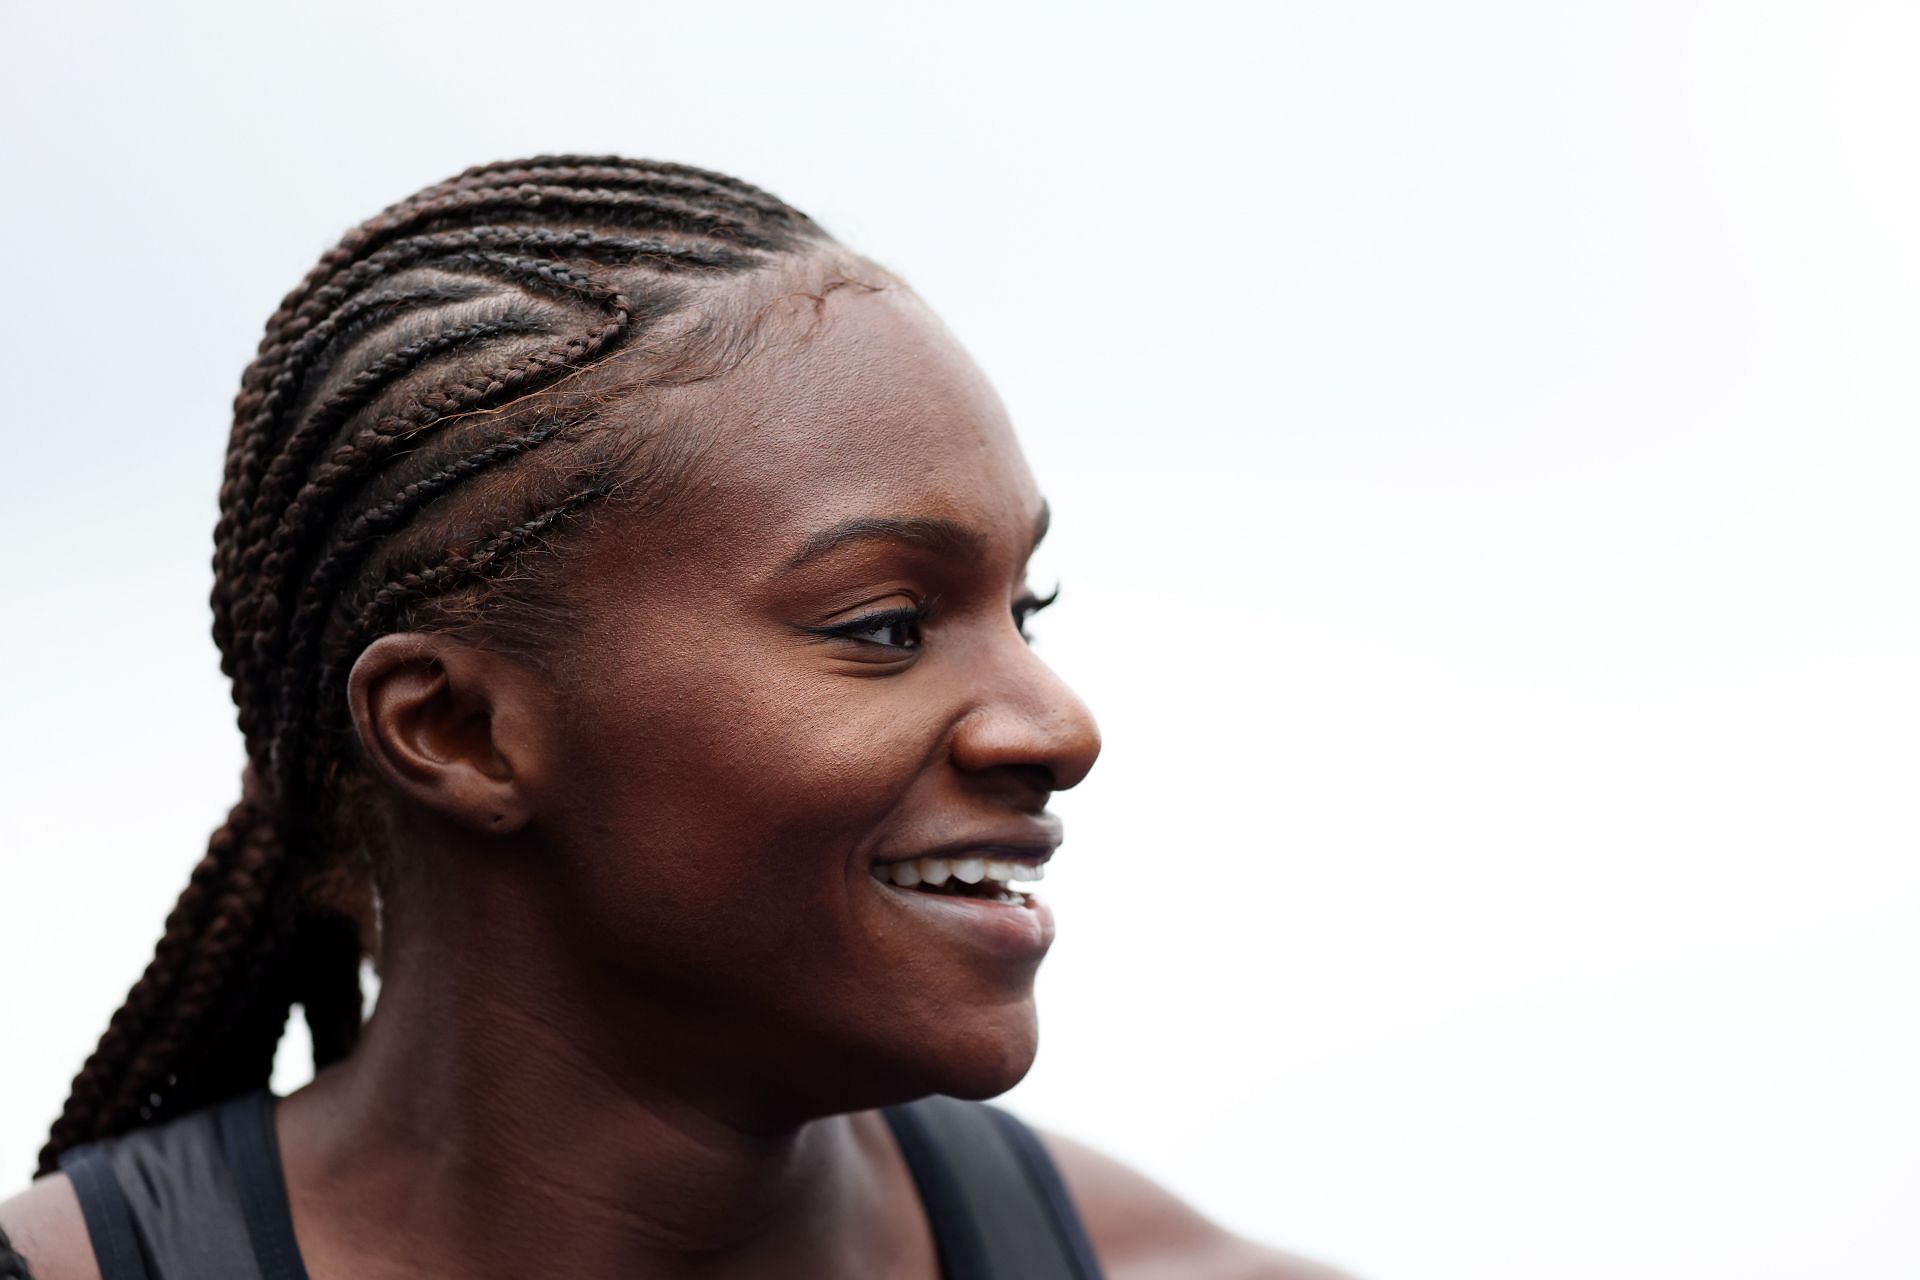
xmin=780 ymin=516 xmax=983 ymax=572
xmin=780 ymin=503 xmax=1050 ymax=574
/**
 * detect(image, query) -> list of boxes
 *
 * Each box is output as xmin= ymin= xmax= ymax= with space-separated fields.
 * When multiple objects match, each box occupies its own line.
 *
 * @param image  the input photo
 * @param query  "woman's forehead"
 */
xmin=650 ymin=284 xmax=1044 ymax=565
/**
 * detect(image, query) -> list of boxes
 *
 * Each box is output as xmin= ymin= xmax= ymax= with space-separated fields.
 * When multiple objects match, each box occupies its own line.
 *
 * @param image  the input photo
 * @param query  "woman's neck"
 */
xmin=273 ymin=870 xmax=934 ymax=1279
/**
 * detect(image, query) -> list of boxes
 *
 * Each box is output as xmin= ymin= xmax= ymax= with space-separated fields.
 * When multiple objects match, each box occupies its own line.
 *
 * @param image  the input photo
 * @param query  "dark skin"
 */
xmin=3 ymin=281 xmax=1349 ymax=1279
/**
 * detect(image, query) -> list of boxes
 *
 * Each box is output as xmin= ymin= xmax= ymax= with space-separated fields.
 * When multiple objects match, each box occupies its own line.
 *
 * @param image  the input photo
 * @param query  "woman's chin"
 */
xmin=880 ymin=997 xmax=1041 ymax=1102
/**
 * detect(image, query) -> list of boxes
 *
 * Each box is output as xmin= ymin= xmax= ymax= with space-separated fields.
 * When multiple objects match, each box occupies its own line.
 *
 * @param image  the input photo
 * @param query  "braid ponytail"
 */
xmin=39 ymin=156 xmax=841 ymax=1177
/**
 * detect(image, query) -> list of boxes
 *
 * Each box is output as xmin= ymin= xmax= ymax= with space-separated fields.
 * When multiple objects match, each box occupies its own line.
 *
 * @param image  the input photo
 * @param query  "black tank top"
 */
xmin=57 ymin=1090 xmax=1105 ymax=1279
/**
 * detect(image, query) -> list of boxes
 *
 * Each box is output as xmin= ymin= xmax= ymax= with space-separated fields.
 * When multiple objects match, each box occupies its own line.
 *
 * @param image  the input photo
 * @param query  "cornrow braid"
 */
xmin=40 ymin=155 xmax=842 ymax=1177
xmin=212 ymin=221 xmax=763 ymax=686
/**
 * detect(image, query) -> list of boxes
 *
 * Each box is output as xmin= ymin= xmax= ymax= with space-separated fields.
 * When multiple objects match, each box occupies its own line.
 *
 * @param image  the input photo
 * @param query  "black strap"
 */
xmin=984 ymin=1107 xmax=1106 ymax=1280
xmin=62 ymin=1094 xmax=284 ymax=1280
xmin=884 ymin=1101 xmax=995 ymax=1280
xmin=882 ymin=1097 xmax=1105 ymax=1280
xmin=216 ymin=1091 xmax=311 ymax=1280
xmin=57 ymin=1144 xmax=153 ymax=1280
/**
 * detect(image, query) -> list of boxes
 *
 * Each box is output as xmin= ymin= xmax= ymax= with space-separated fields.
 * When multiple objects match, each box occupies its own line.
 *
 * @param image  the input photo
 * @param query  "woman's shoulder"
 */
xmin=0 ymin=1172 xmax=101 ymax=1280
xmin=0 ymin=1095 xmax=253 ymax=1280
xmin=1035 ymin=1127 xmax=1357 ymax=1280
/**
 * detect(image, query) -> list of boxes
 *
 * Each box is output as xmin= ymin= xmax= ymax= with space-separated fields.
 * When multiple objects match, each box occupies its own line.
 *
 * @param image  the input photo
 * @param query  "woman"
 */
xmin=0 ymin=157 xmax=1342 ymax=1279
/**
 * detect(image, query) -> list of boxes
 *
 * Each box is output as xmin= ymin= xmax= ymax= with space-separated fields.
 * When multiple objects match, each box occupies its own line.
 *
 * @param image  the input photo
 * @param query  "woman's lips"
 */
xmin=864 ymin=821 xmax=1063 ymax=962
xmin=867 ymin=871 xmax=1056 ymax=963
xmin=867 ymin=852 xmax=1059 ymax=959
xmin=873 ymin=815 xmax=1063 ymax=871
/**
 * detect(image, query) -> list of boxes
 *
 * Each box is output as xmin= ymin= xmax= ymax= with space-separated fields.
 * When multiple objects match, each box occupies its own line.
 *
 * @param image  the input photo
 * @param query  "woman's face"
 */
xmin=509 ymin=280 xmax=1101 ymax=1123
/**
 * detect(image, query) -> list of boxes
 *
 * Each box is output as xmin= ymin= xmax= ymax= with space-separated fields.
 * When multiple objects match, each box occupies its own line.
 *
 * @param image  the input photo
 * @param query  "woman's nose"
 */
xmin=948 ymin=641 xmax=1102 ymax=793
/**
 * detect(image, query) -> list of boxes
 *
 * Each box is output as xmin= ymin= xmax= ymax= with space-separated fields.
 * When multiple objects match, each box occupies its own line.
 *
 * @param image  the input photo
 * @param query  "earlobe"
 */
xmin=345 ymin=633 xmax=537 ymax=835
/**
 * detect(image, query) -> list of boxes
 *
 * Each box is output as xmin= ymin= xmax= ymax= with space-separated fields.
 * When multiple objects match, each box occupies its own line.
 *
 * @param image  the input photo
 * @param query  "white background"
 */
xmin=4 ymin=3 xmax=1918 ymax=1277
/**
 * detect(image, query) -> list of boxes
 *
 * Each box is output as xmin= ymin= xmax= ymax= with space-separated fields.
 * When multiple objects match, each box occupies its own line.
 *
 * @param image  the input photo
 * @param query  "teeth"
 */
xmin=870 ymin=854 xmax=1049 ymax=889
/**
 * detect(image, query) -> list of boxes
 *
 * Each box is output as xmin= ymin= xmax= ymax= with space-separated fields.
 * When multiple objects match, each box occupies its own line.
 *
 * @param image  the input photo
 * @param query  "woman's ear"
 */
xmin=345 ymin=633 xmax=544 ymax=835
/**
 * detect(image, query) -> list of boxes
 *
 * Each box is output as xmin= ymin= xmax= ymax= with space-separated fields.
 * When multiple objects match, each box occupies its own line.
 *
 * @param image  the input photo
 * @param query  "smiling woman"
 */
xmin=0 ymin=157 xmax=1342 ymax=1280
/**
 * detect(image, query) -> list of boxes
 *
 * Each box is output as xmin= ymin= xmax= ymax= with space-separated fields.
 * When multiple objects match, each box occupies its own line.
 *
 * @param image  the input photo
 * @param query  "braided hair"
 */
xmin=38 ymin=156 xmax=846 ymax=1176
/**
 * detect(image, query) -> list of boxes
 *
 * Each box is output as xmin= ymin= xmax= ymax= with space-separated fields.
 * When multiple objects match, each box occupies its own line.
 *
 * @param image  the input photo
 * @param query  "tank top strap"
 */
xmin=212 ymin=1090 xmax=310 ymax=1280
xmin=58 ymin=1090 xmax=306 ymax=1280
xmin=56 ymin=1144 xmax=150 ymax=1280
xmin=882 ymin=1096 xmax=1106 ymax=1280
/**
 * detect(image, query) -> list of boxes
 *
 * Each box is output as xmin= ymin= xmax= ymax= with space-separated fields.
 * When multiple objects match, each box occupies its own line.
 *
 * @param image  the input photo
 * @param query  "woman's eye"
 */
xmin=807 ymin=606 xmax=925 ymax=651
xmin=841 ymin=611 xmax=923 ymax=649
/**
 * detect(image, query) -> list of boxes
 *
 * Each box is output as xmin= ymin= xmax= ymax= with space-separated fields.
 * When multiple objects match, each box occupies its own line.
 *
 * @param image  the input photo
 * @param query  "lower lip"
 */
xmin=868 ymin=878 xmax=1056 ymax=963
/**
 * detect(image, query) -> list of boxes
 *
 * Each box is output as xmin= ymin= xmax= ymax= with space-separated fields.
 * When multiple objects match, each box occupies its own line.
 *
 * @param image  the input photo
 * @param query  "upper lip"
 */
xmin=873 ymin=815 xmax=1063 ymax=866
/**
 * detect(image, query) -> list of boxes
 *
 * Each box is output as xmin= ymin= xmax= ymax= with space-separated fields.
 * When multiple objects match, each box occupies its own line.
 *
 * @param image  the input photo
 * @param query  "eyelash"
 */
xmin=819 ymin=605 xmax=927 ymax=651
xmin=1013 ymin=585 xmax=1060 ymax=638
xmin=811 ymin=586 xmax=1060 ymax=652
